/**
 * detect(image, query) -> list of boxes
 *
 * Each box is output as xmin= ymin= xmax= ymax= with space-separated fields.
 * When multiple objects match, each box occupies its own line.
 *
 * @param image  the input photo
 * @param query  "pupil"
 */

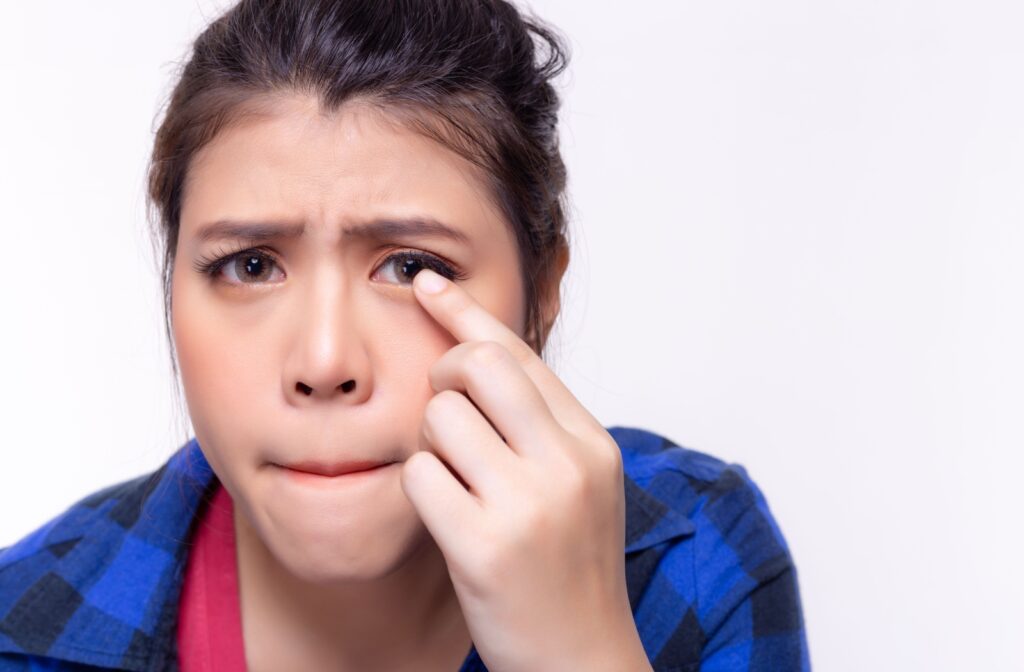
xmin=242 ymin=255 xmax=265 ymax=280
xmin=400 ymin=257 xmax=422 ymax=280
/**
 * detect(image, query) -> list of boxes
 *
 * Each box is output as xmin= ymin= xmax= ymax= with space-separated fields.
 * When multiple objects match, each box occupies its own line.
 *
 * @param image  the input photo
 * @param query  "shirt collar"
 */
xmin=623 ymin=472 xmax=696 ymax=553
xmin=614 ymin=424 xmax=697 ymax=552
xmin=0 ymin=428 xmax=693 ymax=669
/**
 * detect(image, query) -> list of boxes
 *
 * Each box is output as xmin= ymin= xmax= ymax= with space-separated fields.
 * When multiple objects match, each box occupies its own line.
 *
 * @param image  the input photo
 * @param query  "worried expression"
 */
xmin=170 ymin=94 xmax=526 ymax=583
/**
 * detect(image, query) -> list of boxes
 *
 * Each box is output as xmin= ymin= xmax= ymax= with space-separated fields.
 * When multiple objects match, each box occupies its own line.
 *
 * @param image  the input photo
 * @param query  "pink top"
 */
xmin=176 ymin=482 xmax=248 ymax=671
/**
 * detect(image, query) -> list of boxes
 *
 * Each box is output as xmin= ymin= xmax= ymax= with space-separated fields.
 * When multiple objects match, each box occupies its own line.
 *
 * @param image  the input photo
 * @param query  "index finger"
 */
xmin=412 ymin=268 xmax=594 ymax=433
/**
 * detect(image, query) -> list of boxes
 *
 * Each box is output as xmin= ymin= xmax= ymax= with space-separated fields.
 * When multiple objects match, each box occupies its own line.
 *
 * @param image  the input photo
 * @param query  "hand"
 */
xmin=399 ymin=268 xmax=653 ymax=672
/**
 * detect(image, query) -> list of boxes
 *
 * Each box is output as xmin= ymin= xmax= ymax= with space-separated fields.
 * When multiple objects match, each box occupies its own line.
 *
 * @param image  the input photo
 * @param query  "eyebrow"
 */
xmin=194 ymin=217 xmax=472 ymax=247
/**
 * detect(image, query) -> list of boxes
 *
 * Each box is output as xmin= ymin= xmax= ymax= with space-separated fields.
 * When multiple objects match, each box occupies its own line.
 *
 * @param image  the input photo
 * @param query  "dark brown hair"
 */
xmin=146 ymin=0 xmax=572 ymax=394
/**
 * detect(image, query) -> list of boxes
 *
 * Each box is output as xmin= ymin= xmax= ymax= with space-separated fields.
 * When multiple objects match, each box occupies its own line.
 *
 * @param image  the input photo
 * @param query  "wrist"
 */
xmin=563 ymin=614 xmax=653 ymax=672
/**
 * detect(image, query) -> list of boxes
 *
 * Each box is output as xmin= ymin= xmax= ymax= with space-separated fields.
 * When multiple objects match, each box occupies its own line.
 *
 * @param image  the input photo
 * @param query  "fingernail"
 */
xmin=417 ymin=269 xmax=447 ymax=294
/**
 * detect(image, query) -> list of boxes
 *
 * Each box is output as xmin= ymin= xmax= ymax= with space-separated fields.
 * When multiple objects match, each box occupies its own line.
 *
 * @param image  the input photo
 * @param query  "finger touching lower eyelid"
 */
xmin=414 ymin=269 xmax=515 ymax=344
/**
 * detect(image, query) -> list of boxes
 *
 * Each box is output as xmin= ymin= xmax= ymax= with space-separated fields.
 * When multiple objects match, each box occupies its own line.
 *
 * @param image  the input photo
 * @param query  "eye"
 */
xmin=372 ymin=250 xmax=467 ymax=286
xmin=192 ymin=246 xmax=467 ymax=287
xmin=192 ymin=247 xmax=284 ymax=286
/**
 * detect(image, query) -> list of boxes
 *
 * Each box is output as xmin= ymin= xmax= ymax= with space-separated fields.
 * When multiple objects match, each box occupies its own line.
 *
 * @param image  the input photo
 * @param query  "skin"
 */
xmin=171 ymin=93 xmax=650 ymax=671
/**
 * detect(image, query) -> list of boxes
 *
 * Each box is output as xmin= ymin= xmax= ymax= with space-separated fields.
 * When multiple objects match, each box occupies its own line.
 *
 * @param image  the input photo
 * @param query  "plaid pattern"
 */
xmin=0 ymin=426 xmax=809 ymax=671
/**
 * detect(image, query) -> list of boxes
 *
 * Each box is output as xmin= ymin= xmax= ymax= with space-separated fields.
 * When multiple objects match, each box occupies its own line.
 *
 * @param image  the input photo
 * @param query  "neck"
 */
xmin=232 ymin=504 xmax=471 ymax=671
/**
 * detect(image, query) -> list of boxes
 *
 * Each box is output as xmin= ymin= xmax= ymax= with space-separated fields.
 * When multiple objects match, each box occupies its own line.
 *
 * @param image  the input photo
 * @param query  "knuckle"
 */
xmin=561 ymin=447 xmax=621 ymax=503
xmin=436 ymin=389 xmax=468 ymax=412
xmin=562 ymin=461 xmax=590 ymax=498
xmin=467 ymin=340 xmax=508 ymax=370
xmin=547 ymin=450 xmax=589 ymax=501
xmin=600 ymin=450 xmax=625 ymax=486
xmin=597 ymin=436 xmax=624 ymax=475
xmin=506 ymin=337 xmax=537 ymax=365
xmin=424 ymin=390 xmax=463 ymax=426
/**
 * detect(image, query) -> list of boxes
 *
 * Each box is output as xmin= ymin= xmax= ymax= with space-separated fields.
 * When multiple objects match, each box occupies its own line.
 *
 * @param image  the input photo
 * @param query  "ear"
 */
xmin=535 ymin=239 xmax=570 ymax=352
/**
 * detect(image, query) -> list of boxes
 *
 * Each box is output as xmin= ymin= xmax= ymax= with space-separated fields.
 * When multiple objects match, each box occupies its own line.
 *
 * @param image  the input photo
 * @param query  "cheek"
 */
xmin=364 ymin=296 xmax=454 ymax=410
xmin=170 ymin=274 xmax=270 ymax=452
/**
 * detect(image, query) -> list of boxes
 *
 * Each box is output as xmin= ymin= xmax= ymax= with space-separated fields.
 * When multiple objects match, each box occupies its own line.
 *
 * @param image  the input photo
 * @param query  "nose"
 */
xmin=283 ymin=276 xmax=373 ymax=406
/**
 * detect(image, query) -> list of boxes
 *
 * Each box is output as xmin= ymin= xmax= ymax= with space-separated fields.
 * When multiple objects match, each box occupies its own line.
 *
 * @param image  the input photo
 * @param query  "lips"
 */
xmin=279 ymin=460 xmax=394 ymax=477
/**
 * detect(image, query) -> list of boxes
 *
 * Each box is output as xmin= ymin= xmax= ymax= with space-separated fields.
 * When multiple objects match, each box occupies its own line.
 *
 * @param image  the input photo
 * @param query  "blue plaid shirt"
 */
xmin=0 ymin=427 xmax=810 ymax=671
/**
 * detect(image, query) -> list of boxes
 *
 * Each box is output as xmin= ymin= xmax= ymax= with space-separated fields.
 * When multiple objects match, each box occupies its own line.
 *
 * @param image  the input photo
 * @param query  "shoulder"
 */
xmin=608 ymin=424 xmax=794 ymax=557
xmin=0 ymin=465 xmax=168 ymax=578
xmin=0 ymin=440 xmax=217 ymax=668
xmin=607 ymin=425 xmax=810 ymax=671
xmin=0 ymin=470 xmax=155 ymax=664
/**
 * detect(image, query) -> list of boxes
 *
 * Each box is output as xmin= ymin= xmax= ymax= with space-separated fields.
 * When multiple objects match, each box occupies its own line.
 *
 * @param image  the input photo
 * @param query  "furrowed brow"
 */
xmin=195 ymin=217 xmax=471 ymax=246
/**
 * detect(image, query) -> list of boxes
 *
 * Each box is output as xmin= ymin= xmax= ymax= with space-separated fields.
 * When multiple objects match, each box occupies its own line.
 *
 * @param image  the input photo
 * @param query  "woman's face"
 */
xmin=171 ymin=94 xmax=526 ymax=583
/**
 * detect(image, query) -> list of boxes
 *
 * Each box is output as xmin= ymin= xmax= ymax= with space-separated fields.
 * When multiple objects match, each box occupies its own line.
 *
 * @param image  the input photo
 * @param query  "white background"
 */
xmin=2 ymin=1 xmax=1022 ymax=670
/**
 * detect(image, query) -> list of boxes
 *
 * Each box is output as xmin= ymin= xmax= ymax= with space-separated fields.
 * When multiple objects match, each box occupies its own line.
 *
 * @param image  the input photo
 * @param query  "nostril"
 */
xmin=296 ymin=382 xmax=313 ymax=395
xmin=340 ymin=380 xmax=356 ymax=393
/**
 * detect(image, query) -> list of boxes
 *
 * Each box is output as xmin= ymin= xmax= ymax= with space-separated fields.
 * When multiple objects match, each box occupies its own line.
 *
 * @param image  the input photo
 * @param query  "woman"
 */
xmin=0 ymin=0 xmax=810 ymax=670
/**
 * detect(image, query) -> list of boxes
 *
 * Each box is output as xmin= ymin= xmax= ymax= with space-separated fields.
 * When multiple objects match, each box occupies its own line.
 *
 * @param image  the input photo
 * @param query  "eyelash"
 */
xmin=190 ymin=245 xmax=468 ymax=286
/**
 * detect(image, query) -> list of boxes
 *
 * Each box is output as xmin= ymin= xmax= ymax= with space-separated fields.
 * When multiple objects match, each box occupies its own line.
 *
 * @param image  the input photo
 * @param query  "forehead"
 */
xmin=179 ymin=95 xmax=509 ymax=248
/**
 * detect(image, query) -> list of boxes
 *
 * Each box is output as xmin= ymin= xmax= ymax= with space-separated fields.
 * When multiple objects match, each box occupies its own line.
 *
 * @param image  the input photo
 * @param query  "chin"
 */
xmin=257 ymin=506 xmax=433 ymax=585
